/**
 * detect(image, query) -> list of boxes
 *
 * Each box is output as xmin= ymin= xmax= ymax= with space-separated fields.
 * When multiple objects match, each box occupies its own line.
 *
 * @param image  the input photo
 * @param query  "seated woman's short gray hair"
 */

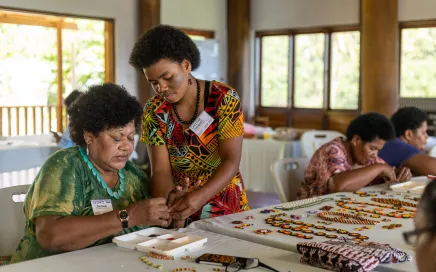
xmin=68 ymin=83 xmax=143 ymax=147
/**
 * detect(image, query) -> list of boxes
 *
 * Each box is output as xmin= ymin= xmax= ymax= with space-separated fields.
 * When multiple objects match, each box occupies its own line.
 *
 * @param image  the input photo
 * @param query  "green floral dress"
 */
xmin=11 ymin=146 xmax=149 ymax=263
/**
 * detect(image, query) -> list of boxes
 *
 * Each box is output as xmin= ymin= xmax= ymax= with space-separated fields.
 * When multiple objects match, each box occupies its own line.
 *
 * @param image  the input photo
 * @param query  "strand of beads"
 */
xmin=337 ymin=200 xmax=415 ymax=218
xmin=181 ymin=256 xmax=194 ymax=261
xmin=172 ymin=268 xmax=197 ymax=272
xmin=140 ymin=256 xmax=163 ymax=270
xmin=147 ymin=252 xmax=174 ymax=260
xmin=317 ymin=211 xmax=380 ymax=225
xmin=371 ymin=198 xmax=418 ymax=208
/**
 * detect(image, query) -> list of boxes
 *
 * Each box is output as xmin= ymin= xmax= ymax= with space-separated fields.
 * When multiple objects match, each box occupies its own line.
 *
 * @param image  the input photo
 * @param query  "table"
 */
xmin=188 ymin=184 xmax=418 ymax=272
xmin=0 ymin=136 xmax=57 ymax=173
xmin=0 ymin=228 xmax=324 ymax=272
xmin=240 ymin=139 xmax=301 ymax=193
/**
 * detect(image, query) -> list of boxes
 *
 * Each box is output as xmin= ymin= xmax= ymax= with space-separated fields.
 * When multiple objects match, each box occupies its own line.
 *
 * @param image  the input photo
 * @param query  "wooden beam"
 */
xmin=137 ymin=0 xmax=160 ymax=106
xmin=179 ymin=28 xmax=215 ymax=39
xmin=0 ymin=12 xmax=77 ymax=29
xmin=361 ymin=0 xmax=399 ymax=116
xmin=104 ymin=21 xmax=115 ymax=83
xmin=227 ymin=0 xmax=250 ymax=115
xmin=56 ymin=23 xmax=63 ymax=132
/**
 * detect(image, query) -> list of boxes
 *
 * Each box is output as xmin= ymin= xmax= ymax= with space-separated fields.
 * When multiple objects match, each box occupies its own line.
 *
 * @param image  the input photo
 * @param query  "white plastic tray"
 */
xmin=390 ymin=176 xmax=429 ymax=194
xmin=112 ymin=227 xmax=207 ymax=255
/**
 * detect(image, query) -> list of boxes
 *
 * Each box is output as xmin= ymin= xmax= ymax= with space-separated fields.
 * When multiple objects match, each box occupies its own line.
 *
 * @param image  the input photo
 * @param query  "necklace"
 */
xmin=371 ymin=198 xmax=417 ymax=208
xmin=317 ymin=211 xmax=379 ymax=225
xmin=79 ymin=147 xmax=125 ymax=199
xmin=172 ymin=78 xmax=200 ymax=125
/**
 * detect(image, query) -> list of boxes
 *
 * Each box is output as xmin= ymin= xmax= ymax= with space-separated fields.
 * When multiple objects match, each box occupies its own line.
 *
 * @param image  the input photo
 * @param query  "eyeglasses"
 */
xmin=225 ymin=258 xmax=280 ymax=272
xmin=402 ymin=226 xmax=436 ymax=245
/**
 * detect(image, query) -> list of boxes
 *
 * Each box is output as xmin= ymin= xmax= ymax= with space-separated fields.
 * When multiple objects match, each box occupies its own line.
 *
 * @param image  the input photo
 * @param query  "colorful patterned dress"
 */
xmin=296 ymin=137 xmax=386 ymax=199
xmin=141 ymin=81 xmax=249 ymax=223
xmin=11 ymin=147 xmax=149 ymax=263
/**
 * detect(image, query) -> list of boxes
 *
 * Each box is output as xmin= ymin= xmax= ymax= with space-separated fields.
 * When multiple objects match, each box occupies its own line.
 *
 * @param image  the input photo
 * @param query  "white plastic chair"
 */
xmin=270 ymin=158 xmax=310 ymax=203
xmin=429 ymin=145 xmax=436 ymax=158
xmin=300 ymin=130 xmax=345 ymax=158
xmin=0 ymin=185 xmax=30 ymax=257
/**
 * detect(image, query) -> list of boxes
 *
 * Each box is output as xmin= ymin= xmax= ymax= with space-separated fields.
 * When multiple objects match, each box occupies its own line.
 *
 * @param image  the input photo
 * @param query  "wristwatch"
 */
xmin=118 ymin=209 xmax=129 ymax=229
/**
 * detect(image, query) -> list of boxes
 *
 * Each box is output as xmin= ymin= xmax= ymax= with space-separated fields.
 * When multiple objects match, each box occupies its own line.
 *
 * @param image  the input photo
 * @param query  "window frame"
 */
xmin=179 ymin=28 xmax=215 ymax=39
xmin=399 ymin=20 xmax=436 ymax=98
xmin=0 ymin=8 xmax=114 ymax=135
xmin=255 ymin=25 xmax=360 ymax=112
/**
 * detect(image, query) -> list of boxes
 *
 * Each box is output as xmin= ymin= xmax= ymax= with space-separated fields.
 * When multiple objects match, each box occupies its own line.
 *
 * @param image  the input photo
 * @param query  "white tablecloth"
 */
xmin=240 ymin=139 xmax=301 ymax=193
xmin=189 ymin=184 xmax=418 ymax=272
xmin=1 ymin=228 xmax=324 ymax=272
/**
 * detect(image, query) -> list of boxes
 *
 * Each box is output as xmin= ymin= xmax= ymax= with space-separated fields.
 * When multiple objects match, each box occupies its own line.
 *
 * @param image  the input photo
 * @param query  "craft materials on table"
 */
xmin=317 ymin=211 xmax=380 ymax=225
xmin=336 ymin=199 xmax=416 ymax=218
xmin=172 ymin=268 xmax=197 ymax=272
xmin=234 ymin=223 xmax=253 ymax=229
xmin=275 ymin=197 xmax=334 ymax=211
xmin=297 ymin=237 xmax=411 ymax=272
xmin=140 ymin=256 xmax=163 ymax=270
xmin=147 ymin=252 xmax=174 ymax=260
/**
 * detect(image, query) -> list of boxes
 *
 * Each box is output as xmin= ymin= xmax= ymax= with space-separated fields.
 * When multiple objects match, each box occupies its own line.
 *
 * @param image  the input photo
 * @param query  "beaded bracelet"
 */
xmin=371 ymin=198 xmax=418 ymax=208
xmin=317 ymin=211 xmax=380 ymax=225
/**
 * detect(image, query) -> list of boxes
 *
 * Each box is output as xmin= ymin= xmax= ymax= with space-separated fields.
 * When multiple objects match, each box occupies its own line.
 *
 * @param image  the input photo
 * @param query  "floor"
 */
xmin=246 ymin=190 xmax=281 ymax=209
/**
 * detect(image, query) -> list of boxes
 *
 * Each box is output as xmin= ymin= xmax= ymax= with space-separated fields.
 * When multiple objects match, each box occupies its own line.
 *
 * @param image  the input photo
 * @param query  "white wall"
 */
xmin=251 ymin=0 xmax=359 ymax=31
xmin=0 ymin=0 xmax=138 ymax=96
xmin=161 ymin=0 xmax=227 ymax=83
xmin=399 ymin=0 xmax=436 ymax=21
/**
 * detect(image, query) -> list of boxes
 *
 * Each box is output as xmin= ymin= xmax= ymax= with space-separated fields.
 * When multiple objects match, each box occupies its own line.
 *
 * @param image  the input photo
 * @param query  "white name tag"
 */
xmin=189 ymin=111 xmax=214 ymax=137
xmin=91 ymin=199 xmax=113 ymax=215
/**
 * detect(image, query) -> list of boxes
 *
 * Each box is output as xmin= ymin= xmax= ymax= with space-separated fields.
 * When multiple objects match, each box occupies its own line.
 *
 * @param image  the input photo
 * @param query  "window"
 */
xmin=257 ymin=28 xmax=360 ymax=110
xmin=0 ymin=10 xmax=114 ymax=136
xmin=180 ymin=28 xmax=215 ymax=40
xmin=400 ymin=25 xmax=436 ymax=98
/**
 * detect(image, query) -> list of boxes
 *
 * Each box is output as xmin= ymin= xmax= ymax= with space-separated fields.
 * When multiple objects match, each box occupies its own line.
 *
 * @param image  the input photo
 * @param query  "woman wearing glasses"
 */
xmin=403 ymin=180 xmax=436 ymax=272
xmin=129 ymin=25 xmax=249 ymax=226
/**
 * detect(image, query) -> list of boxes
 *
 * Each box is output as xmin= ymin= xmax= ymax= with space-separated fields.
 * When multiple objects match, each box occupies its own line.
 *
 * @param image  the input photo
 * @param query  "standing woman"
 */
xmin=129 ymin=25 xmax=249 ymax=225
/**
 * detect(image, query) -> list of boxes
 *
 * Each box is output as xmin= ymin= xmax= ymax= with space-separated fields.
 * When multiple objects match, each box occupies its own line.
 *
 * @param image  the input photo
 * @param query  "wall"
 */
xmin=399 ymin=0 xmax=436 ymax=21
xmin=251 ymin=0 xmax=359 ymax=31
xmin=161 ymin=0 xmax=227 ymax=83
xmin=0 ymin=0 xmax=138 ymax=96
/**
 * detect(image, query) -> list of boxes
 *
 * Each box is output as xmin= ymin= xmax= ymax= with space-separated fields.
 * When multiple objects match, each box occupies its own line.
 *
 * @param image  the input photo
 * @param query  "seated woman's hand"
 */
xmin=379 ymin=164 xmax=397 ymax=184
xmin=395 ymin=167 xmax=412 ymax=183
xmin=127 ymin=197 xmax=171 ymax=227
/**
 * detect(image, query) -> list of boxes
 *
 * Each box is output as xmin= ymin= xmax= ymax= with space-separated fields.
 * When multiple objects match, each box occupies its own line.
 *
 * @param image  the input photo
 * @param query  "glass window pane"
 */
xmin=330 ymin=31 xmax=360 ymax=109
xmin=294 ymin=33 xmax=325 ymax=108
xmin=261 ymin=35 xmax=289 ymax=107
xmin=401 ymin=27 xmax=436 ymax=98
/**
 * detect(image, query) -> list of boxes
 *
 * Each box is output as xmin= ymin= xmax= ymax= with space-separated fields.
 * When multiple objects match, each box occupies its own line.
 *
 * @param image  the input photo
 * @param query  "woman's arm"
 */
xmin=147 ymin=145 xmax=173 ymax=198
xmin=35 ymin=197 xmax=170 ymax=252
xmin=331 ymin=163 xmax=395 ymax=192
xmin=169 ymin=136 xmax=243 ymax=220
xmin=404 ymin=154 xmax=436 ymax=176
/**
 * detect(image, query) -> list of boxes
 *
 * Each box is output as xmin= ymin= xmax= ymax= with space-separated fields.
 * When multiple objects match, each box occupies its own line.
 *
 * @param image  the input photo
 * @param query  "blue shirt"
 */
xmin=378 ymin=138 xmax=422 ymax=168
xmin=57 ymin=126 xmax=75 ymax=149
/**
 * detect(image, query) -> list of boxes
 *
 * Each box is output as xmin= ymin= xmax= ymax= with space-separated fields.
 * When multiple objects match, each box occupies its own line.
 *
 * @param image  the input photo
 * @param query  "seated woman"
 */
xmin=11 ymin=83 xmax=171 ymax=263
xmin=379 ymin=107 xmax=436 ymax=176
xmin=129 ymin=25 xmax=249 ymax=225
xmin=296 ymin=113 xmax=411 ymax=199
xmin=404 ymin=180 xmax=436 ymax=272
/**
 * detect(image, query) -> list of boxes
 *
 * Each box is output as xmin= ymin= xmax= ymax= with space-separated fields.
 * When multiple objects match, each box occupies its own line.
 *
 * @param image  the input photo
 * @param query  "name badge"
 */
xmin=189 ymin=111 xmax=214 ymax=137
xmin=91 ymin=199 xmax=113 ymax=215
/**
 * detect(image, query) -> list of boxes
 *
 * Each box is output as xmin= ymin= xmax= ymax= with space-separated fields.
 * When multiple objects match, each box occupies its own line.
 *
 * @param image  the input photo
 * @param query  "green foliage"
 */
xmin=401 ymin=27 xmax=436 ymax=98
xmin=261 ymin=36 xmax=289 ymax=107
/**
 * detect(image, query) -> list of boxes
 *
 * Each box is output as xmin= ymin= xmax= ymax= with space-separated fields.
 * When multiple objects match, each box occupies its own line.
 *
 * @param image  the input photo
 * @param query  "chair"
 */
xmin=300 ymin=130 xmax=345 ymax=158
xmin=0 ymin=185 xmax=30 ymax=258
xmin=429 ymin=145 xmax=436 ymax=158
xmin=270 ymin=158 xmax=310 ymax=203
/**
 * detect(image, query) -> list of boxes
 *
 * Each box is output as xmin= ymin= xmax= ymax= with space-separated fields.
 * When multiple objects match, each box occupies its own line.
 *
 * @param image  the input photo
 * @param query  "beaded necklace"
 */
xmin=79 ymin=147 xmax=125 ymax=199
xmin=317 ymin=211 xmax=379 ymax=225
xmin=336 ymin=200 xmax=416 ymax=218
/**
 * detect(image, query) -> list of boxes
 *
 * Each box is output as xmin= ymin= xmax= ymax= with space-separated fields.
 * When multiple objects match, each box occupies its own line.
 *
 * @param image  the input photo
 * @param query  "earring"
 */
xmin=188 ymin=78 xmax=193 ymax=85
xmin=86 ymin=145 xmax=89 ymax=156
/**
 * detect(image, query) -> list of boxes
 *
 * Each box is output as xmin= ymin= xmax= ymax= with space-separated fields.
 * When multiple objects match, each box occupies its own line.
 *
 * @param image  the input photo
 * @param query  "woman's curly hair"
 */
xmin=68 ymin=83 xmax=143 ymax=146
xmin=129 ymin=24 xmax=201 ymax=70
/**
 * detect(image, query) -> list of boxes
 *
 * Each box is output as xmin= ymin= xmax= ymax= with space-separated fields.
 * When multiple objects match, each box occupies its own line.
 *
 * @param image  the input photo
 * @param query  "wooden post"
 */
xmin=137 ymin=0 xmax=160 ymax=106
xmin=56 ymin=22 xmax=63 ymax=132
xmin=104 ymin=21 xmax=115 ymax=83
xmin=227 ymin=0 xmax=250 ymax=114
xmin=361 ymin=0 xmax=399 ymax=116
